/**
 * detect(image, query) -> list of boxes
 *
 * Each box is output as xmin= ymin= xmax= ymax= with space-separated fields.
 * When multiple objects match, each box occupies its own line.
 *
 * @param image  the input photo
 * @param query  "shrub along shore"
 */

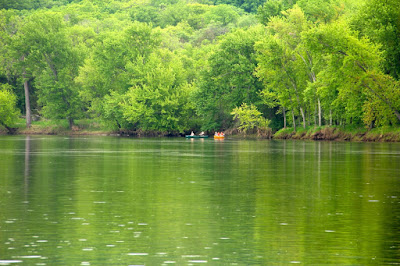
xmin=1 ymin=119 xmax=399 ymax=142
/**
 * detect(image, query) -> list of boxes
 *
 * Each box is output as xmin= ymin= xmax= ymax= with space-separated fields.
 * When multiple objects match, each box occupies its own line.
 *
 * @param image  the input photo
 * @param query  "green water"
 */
xmin=0 ymin=136 xmax=399 ymax=265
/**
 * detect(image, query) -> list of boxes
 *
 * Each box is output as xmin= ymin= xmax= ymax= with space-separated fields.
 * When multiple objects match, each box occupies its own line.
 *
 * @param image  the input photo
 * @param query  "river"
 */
xmin=0 ymin=136 xmax=399 ymax=265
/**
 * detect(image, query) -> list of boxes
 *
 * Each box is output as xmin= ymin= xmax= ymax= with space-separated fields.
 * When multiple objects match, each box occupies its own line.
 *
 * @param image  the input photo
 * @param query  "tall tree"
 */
xmin=0 ymin=10 xmax=35 ymax=127
xmin=15 ymin=11 xmax=84 ymax=128
xmin=76 ymin=21 xmax=162 ymax=129
xmin=351 ymin=0 xmax=400 ymax=79
xmin=194 ymin=26 xmax=264 ymax=130
xmin=256 ymin=35 xmax=308 ymax=129
xmin=303 ymin=20 xmax=400 ymax=126
xmin=122 ymin=49 xmax=195 ymax=133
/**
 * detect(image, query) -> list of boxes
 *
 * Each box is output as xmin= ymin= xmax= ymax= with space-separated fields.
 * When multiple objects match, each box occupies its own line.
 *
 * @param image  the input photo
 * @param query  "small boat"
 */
xmin=185 ymin=135 xmax=209 ymax=138
xmin=214 ymin=135 xmax=225 ymax=139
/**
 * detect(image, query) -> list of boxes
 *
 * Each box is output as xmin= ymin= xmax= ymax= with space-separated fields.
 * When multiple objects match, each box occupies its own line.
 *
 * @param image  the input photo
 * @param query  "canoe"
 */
xmin=214 ymin=135 xmax=225 ymax=139
xmin=185 ymin=135 xmax=209 ymax=138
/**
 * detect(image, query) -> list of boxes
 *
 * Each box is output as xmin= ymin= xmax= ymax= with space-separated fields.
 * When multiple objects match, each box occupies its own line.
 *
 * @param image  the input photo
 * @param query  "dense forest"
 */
xmin=0 ymin=0 xmax=399 ymax=135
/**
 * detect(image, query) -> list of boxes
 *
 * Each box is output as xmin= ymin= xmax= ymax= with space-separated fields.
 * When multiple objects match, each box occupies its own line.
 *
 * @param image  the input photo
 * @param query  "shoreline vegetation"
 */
xmin=1 ymin=119 xmax=400 ymax=142
xmin=1 ymin=1 xmax=400 ymax=139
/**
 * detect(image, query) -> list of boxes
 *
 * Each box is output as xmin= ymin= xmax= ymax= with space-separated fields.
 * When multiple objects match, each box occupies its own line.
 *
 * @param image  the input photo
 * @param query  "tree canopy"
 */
xmin=0 ymin=0 xmax=399 ymax=133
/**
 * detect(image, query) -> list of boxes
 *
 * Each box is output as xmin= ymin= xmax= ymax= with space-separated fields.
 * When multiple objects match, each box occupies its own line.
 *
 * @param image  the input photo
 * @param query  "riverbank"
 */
xmin=0 ymin=119 xmax=179 ymax=137
xmin=273 ymin=126 xmax=400 ymax=142
xmin=1 ymin=119 xmax=400 ymax=142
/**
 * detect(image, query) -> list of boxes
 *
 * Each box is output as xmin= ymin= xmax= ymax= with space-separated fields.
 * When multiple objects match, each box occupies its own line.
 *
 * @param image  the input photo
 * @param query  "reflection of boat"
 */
xmin=214 ymin=135 xmax=225 ymax=139
xmin=185 ymin=135 xmax=209 ymax=138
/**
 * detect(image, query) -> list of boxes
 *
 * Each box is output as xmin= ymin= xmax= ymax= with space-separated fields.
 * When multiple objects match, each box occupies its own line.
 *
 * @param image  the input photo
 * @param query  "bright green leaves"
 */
xmin=76 ymin=21 xmax=163 ymax=128
xmin=351 ymin=0 xmax=400 ymax=79
xmin=76 ymin=20 xmax=195 ymax=132
xmin=256 ymin=6 xmax=311 ymax=129
xmin=2 ymin=0 xmax=400 ymax=135
xmin=122 ymin=50 xmax=195 ymax=132
xmin=6 ymin=11 xmax=85 ymax=127
xmin=214 ymin=0 xmax=264 ymax=13
xmin=193 ymin=26 xmax=264 ymax=130
xmin=231 ymin=103 xmax=270 ymax=133
xmin=125 ymin=22 xmax=162 ymax=58
xmin=256 ymin=2 xmax=400 ymax=129
xmin=360 ymin=72 xmax=400 ymax=127
xmin=0 ymin=84 xmax=20 ymax=133
xmin=303 ymin=20 xmax=400 ymax=126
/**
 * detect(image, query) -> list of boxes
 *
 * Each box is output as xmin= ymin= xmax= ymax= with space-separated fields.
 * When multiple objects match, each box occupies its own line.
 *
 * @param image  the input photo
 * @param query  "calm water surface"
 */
xmin=0 ymin=136 xmax=399 ymax=265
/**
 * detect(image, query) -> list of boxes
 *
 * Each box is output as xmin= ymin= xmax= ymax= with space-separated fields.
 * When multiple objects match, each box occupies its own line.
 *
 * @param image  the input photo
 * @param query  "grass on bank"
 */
xmin=274 ymin=125 xmax=400 ymax=142
xmin=15 ymin=118 xmax=115 ymax=135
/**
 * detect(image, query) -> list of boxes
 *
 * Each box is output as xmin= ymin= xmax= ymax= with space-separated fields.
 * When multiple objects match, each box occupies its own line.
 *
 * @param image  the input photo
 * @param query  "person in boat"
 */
xmin=199 ymin=131 xmax=205 ymax=136
xmin=190 ymin=131 xmax=195 ymax=136
xmin=214 ymin=131 xmax=224 ymax=137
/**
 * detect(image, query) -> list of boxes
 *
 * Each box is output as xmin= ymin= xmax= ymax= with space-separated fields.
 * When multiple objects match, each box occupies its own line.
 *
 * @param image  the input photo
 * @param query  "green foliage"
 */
xmin=297 ymin=0 xmax=340 ymax=23
xmin=302 ymin=19 xmax=400 ymax=126
xmin=214 ymin=0 xmax=264 ymax=13
xmin=122 ymin=50 xmax=195 ymax=132
xmin=231 ymin=103 xmax=270 ymax=133
xmin=76 ymin=21 xmax=162 ymax=128
xmin=0 ymin=84 xmax=20 ymax=131
xmin=0 ymin=0 xmax=75 ymax=10
xmin=1 ymin=0 xmax=399 ymax=135
xmin=194 ymin=26 xmax=264 ymax=130
xmin=361 ymin=72 xmax=400 ymax=127
xmin=102 ymin=91 xmax=130 ymax=130
xmin=256 ymin=6 xmax=310 ymax=129
xmin=351 ymin=0 xmax=400 ymax=79
xmin=14 ymin=11 xmax=85 ymax=127
xmin=257 ymin=0 xmax=298 ymax=24
xmin=204 ymin=4 xmax=241 ymax=26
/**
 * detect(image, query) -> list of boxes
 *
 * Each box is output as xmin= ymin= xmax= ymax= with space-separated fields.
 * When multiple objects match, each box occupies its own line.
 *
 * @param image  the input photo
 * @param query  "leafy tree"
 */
xmin=0 ymin=84 xmax=20 ymax=133
xmin=15 ymin=11 xmax=85 ymax=128
xmin=76 ymin=21 xmax=162 ymax=128
xmin=194 ymin=26 xmax=264 ymax=130
xmin=361 ymin=72 xmax=400 ymax=127
xmin=204 ymin=4 xmax=241 ymax=26
xmin=231 ymin=103 xmax=270 ymax=133
xmin=102 ymin=91 xmax=132 ymax=130
xmin=0 ymin=9 xmax=35 ymax=127
xmin=256 ymin=36 xmax=307 ymax=130
xmin=297 ymin=0 xmax=340 ymax=24
xmin=257 ymin=0 xmax=298 ymax=24
xmin=303 ymin=20 xmax=400 ymax=126
xmin=130 ymin=5 xmax=160 ymax=25
xmin=122 ymin=49 xmax=195 ymax=132
xmin=352 ymin=0 xmax=400 ymax=79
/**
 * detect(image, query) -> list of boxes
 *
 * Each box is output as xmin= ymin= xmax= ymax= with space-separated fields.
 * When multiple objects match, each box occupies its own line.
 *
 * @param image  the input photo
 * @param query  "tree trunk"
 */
xmin=283 ymin=106 xmax=287 ymax=128
xmin=24 ymin=77 xmax=32 ymax=128
xmin=300 ymin=107 xmax=306 ymax=129
xmin=313 ymin=105 xmax=317 ymax=126
xmin=318 ymin=97 xmax=322 ymax=127
xmin=329 ymin=109 xmax=332 ymax=126
xmin=68 ymin=117 xmax=74 ymax=129
xmin=290 ymin=82 xmax=306 ymax=129
xmin=292 ymin=109 xmax=296 ymax=131
xmin=22 ymin=65 xmax=32 ymax=128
